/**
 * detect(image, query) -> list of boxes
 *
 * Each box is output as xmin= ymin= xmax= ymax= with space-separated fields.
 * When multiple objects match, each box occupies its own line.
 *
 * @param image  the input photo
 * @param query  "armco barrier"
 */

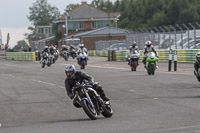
xmin=6 ymin=52 xmax=36 ymax=61
xmin=89 ymin=49 xmax=200 ymax=63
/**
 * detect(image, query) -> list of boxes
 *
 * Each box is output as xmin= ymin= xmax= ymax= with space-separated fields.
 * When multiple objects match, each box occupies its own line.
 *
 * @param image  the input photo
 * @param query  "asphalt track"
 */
xmin=0 ymin=57 xmax=200 ymax=133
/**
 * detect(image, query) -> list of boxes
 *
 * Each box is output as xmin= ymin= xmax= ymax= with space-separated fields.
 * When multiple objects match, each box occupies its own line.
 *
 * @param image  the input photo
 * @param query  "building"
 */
xmin=66 ymin=26 xmax=127 ymax=50
xmin=54 ymin=1 xmax=120 ymax=37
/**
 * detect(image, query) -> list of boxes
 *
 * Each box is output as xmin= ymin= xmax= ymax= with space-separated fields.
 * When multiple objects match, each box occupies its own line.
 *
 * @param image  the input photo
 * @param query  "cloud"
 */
xmin=1 ymin=27 xmax=30 ymax=48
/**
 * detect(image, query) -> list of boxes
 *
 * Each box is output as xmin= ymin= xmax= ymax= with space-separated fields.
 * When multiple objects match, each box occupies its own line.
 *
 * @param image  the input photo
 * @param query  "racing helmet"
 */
xmin=79 ymin=44 xmax=84 ymax=48
xmin=65 ymin=65 xmax=77 ymax=78
xmin=145 ymin=41 xmax=152 ymax=47
xmin=132 ymin=41 xmax=136 ymax=48
xmin=196 ymin=52 xmax=200 ymax=62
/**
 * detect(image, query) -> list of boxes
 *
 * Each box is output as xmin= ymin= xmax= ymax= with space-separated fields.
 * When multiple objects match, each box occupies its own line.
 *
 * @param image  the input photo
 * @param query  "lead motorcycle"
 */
xmin=72 ymin=81 xmax=113 ymax=120
xmin=145 ymin=52 xmax=158 ymax=75
xmin=129 ymin=51 xmax=140 ymax=71
xmin=78 ymin=52 xmax=88 ymax=69
xmin=40 ymin=52 xmax=51 ymax=68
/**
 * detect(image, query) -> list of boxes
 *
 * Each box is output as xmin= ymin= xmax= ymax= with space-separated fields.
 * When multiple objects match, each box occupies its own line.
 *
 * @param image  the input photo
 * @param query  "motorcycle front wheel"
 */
xmin=81 ymin=100 xmax=97 ymax=120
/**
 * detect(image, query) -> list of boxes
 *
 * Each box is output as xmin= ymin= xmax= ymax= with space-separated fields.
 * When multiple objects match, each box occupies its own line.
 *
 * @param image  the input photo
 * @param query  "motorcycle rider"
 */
xmin=41 ymin=46 xmax=50 ymax=54
xmin=126 ymin=41 xmax=139 ymax=65
xmin=194 ymin=52 xmax=200 ymax=75
xmin=61 ymin=45 xmax=69 ymax=56
xmin=40 ymin=46 xmax=50 ymax=63
xmin=142 ymin=41 xmax=158 ymax=68
xmin=64 ymin=65 xmax=109 ymax=102
xmin=49 ymin=45 xmax=56 ymax=55
xmin=77 ymin=43 xmax=88 ymax=64
xmin=77 ymin=43 xmax=88 ymax=55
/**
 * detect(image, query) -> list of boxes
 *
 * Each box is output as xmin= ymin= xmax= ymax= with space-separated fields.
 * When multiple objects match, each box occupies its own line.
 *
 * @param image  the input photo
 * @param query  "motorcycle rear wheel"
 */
xmin=102 ymin=104 xmax=113 ymax=118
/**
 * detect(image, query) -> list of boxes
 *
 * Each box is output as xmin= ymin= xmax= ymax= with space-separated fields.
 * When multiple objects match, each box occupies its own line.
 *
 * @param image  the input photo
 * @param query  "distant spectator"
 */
xmin=5 ymin=44 xmax=8 ymax=50
xmin=28 ymin=46 xmax=31 ymax=52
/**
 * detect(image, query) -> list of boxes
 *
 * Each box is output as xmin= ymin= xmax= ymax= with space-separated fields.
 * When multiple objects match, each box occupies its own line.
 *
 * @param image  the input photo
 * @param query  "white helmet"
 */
xmin=145 ymin=41 xmax=152 ymax=47
xmin=65 ymin=65 xmax=76 ymax=78
xmin=79 ymin=44 xmax=84 ymax=48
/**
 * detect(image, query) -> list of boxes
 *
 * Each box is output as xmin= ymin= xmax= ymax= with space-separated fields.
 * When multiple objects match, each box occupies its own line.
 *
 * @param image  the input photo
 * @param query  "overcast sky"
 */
xmin=0 ymin=0 xmax=115 ymax=48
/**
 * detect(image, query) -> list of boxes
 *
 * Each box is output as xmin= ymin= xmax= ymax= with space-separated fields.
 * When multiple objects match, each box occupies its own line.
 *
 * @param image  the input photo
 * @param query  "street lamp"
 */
xmin=62 ymin=25 xmax=65 ymax=45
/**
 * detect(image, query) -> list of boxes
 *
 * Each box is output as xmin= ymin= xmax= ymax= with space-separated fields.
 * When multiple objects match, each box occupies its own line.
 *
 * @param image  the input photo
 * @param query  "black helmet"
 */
xmin=196 ymin=52 xmax=200 ymax=62
xmin=65 ymin=65 xmax=76 ymax=78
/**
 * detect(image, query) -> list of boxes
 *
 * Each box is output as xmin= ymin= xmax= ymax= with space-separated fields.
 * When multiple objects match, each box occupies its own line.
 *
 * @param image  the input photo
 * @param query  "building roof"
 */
xmin=67 ymin=27 xmax=127 ymax=38
xmin=56 ymin=4 xmax=120 ymax=21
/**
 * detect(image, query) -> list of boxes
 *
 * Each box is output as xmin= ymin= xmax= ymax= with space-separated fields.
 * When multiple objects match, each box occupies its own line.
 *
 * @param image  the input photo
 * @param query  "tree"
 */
xmin=27 ymin=0 xmax=60 ymax=26
xmin=54 ymin=31 xmax=62 ymax=46
xmin=13 ymin=40 xmax=29 ymax=52
xmin=65 ymin=4 xmax=79 ymax=12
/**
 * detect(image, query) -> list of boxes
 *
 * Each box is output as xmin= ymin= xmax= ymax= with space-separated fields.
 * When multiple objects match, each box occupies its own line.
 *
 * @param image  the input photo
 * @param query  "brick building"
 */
xmin=67 ymin=26 xmax=127 ymax=50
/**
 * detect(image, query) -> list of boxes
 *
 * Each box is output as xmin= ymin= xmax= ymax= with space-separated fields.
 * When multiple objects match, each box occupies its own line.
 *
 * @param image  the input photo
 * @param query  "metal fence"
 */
xmin=126 ymin=22 xmax=200 ymax=50
xmin=95 ymin=40 xmax=127 ymax=51
xmin=31 ymin=41 xmax=45 ymax=52
xmin=95 ymin=22 xmax=200 ymax=50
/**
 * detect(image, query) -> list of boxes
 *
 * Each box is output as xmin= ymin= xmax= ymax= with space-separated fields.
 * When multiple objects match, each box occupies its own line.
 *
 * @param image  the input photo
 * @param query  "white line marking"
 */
xmin=153 ymin=98 xmax=158 ymax=100
xmin=32 ymin=79 xmax=65 ymax=89
xmin=129 ymin=90 xmax=135 ymax=92
xmin=32 ymin=79 xmax=56 ymax=86
xmin=58 ymin=86 xmax=65 ymax=89
xmin=0 ymin=123 xmax=1 ymax=127
xmin=5 ymin=64 xmax=24 ymax=68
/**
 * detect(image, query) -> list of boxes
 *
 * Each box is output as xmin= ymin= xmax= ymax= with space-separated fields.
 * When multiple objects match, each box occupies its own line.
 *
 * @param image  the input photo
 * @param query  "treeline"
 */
xmin=90 ymin=0 xmax=200 ymax=29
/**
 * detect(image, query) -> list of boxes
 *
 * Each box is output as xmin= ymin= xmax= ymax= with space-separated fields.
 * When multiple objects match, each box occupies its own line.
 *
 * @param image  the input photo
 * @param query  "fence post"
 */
xmin=108 ymin=50 xmax=111 ymax=61
xmin=174 ymin=50 xmax=177 ymax=71
xmin=168 ymin=49 xmax=173 ymax=71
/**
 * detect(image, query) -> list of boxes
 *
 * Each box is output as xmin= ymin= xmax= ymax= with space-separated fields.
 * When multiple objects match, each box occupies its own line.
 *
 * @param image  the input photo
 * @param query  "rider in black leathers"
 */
xmin=64 ymin=65 xmax=109 ymax=101
xmin=41 ymin=46 xmax=50 ymax=54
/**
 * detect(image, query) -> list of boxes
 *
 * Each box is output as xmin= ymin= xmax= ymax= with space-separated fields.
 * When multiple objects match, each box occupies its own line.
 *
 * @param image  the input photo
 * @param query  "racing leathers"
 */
xmin=64 ymin=71 xmax=109 ymax=101
xmin=142 ymin=45 xmax=158 ymax=67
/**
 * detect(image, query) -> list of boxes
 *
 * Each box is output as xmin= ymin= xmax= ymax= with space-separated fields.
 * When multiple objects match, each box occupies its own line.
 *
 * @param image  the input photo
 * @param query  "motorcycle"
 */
xmin=49 ymin=54 xmax=55 ymax=64
xmin=129 ymin=51 xmax=140 ymax=71
xmin=72 ymin=81 xmax=113 ymax=120
xmin=78 ymin=52 xmax=87 ymax=69
xmin=194 ymin=68 xmax=200 ymax=82
xmin=70 ymin=50 xmax=77 ymax=59
xmin=63 ymin=50 xmax=69 ymax=61
xmin=40 ymin=52 xmax=51 ymax=68
xmin=53 ymin=51 xmax=59 ymax=61
xmin=145 ymin=52 xmax=158 ymax=75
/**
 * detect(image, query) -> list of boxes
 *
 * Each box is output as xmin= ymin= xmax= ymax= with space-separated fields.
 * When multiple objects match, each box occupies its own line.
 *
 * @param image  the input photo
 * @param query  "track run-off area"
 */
xmin=0 ymin=57 xmax=200 ymax=133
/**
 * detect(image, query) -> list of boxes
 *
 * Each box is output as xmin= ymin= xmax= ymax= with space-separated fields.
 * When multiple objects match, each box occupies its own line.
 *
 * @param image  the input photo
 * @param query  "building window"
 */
xmin=45 ymin=28 xmax=49 ymax=34
xmin=92 ymin=20 xmax=110 ymax=29
xmin=38 ymin=28 xmax=44 ymax=34
xmin=78 ymin=22 xmax=84 ymax=29
xmin=68 ymin=22 xmax=84 ymax=30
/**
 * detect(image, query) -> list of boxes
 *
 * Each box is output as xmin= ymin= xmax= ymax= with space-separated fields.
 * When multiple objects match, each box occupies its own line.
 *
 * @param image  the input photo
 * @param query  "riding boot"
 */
xmin=100 ymin=93 xmax=110 ymax=101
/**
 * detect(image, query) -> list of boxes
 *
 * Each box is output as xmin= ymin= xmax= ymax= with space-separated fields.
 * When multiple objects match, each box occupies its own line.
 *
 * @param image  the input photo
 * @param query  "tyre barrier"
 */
xmin=6 ymin=52 xmax=36 ymax=61
xmin=89 ymin=49 xmax=200 ymax=63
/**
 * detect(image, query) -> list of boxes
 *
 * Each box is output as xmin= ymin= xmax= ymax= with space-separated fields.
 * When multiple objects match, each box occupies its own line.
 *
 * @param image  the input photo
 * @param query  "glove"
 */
xmin=89 ymin=82 xmax=93 ymax=87
xmin=69 ymin=93 xmax=74 ymax=99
